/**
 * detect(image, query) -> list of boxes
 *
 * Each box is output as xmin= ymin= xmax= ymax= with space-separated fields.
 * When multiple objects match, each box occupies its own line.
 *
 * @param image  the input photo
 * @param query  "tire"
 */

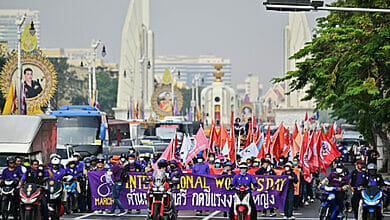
xmin=152 ymin=204 xmax=160 ymax=220
xmin=66 ymin=198 xmax=71 ymax=215
xmin=25 ymin=210 xmax=32 ymax=220
xmin=319 ymin=206 xmax=330 ymax=220
xmin=2 ymin=198 xmax=9 ymax=220
xmin=238 ymin=211 xmax=244 ymax=220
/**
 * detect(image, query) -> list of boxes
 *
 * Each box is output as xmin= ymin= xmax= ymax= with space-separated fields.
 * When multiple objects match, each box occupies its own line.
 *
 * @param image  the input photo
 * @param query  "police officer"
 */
xmin=49 ymin=154 xmax=66 ymax=181
xmin=1 ymin=157 xmax=22 ymax=182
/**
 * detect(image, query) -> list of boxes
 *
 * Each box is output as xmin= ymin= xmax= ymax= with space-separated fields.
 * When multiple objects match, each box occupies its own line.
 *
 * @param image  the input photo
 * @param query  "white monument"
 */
xmin=275 ymin=12 xmax=315 ymax=128
xmin=114 ymin=0 xmax=154 ymax=120
xmin=201 ymin=64 xmax=236 ymax=126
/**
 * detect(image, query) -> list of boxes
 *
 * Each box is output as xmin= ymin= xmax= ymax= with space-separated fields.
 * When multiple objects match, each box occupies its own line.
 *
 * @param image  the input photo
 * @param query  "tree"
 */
xmin=274 ymin=0 xmax=390 ymax=171
xmin=96 ymin=70 xmax=117 ymax=116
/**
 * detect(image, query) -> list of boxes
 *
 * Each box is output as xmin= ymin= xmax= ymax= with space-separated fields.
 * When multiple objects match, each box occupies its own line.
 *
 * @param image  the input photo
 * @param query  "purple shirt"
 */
xmin=21 ymin=169 xmax=49 ymax=182
xmin=327 ymin=172 xmax=349 ymax=188
xmin=50 ymin=167 xmax=67 ymax=181
xmin=193 ymin=162 xmax=210 ymax=174
xmin=231 ymin=173 xmax=257 ymax=187
xmin=1 ymin=168 xmax=22 ymax=180
xmin=111 ymin=163 xmax=122 ymax=182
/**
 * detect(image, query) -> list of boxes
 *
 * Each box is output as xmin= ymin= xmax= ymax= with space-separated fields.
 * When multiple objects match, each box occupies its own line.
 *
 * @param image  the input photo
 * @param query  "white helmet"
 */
xmin=50 ymin=154 xmax=61 ymax=165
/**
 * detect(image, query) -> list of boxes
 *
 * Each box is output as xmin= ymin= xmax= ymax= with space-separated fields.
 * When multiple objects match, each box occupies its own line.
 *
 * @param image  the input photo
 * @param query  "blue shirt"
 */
xmin=231 ymin=173 xmax=257 ymax=187
xmin=65 ymin=167 xmax=82 ymax=178
xmin=349 ymin=170 xmax=366 ymax=188
xmin=50 ymin=167 xmax=67 ymax=181
xmin=75 ymin=162 xmax=84 ymax=174
xmin=1 ymin=168 xmax=22 ymax=180
xmin=327 ymin=172 xmax=350 ymax=188
xmin=193 ymin=162 xmax=210 ymax=174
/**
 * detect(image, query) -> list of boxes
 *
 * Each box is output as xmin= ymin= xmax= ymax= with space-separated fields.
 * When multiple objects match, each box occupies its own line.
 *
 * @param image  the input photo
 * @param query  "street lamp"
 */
xmin=29 ymin=21 xmax=36 ymax=36
xmin=90 ymin=39 xmax=106 ymax=106
xmin=17 ymin=13 xmax=28 ymax=114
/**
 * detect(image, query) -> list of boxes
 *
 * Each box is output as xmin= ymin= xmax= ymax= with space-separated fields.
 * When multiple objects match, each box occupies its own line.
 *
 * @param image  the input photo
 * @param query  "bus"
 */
xmin=51 ymin=105 xmax=107 ymax=157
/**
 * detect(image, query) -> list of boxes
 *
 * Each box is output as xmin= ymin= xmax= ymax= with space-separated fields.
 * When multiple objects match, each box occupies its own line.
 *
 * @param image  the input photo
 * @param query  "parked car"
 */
xmin=134 ymin=145 xmax=155 ymax=155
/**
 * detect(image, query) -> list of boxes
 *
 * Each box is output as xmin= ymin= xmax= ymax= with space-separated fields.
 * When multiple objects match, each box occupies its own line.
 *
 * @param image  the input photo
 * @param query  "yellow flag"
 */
xmin=2 ymin=82 xmax=14 ymax=115
xmin=21 ymin=23 xmax=37 ymax=52
xmin=162 ymin=68 xmax=172 ymax=85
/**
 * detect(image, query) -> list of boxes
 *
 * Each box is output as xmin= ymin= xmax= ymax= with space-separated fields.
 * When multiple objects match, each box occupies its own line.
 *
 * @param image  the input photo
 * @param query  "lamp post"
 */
xmin=81 ymin=55 xmax=93 ymax=104
xmin=90 ymin=39 xmax=106 ymax=106
xmin=191 ymin=78 xmax=195 ymax=121
xmin=194 ymin=74 xmax=200 ymax=121
xmin=17 ymin=14 xmax=35 ymax=114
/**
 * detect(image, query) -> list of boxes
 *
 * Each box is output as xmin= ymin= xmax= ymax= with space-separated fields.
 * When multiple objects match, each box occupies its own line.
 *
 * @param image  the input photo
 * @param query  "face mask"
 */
xmin=197 ymin=159 xmax=203 ymax=163
xmin=279 ymin=159 xmax=284 ymax=163
xmin=266 ymin=157 xmax=271 ymax=161
xmin=253 ymin=162 xmax=259 ymax=167
xmin=170 ymin=165 xmax=176 ymax=170
xmin=129 ymin=160 xmax=135 ymax=164
xmin=209 ymin=157 xmax=215 ymax=162
xmin=240 ymin=169 xmax=247 ymax=176
xmin=336 ymin=168 xmax=343 ymax=174
xmin=215 ymin=163 xmax=221 ymax=168
xmin=293 ymin=161 xmax=298 ymax=166
xmin=285 ymin=167 xmax=290 ymax=171
xmin=266 ymin=166 xmax=271 ymax=172
xmin=140 ymin=158 xmax=144 ymax=161
xmin=120 ymin=158 xmax=125 ymax=163
xmin=86 ymin=163 xmax=91 ymax=167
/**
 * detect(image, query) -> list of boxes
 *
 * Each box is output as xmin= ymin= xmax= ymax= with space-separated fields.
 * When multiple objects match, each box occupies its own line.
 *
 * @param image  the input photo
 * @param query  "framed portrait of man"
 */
xmin=151 ymin=85 xmax=183 ymax=117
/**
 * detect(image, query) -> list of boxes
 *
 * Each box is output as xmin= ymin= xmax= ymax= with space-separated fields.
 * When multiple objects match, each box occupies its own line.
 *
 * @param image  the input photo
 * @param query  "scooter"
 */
xmin=383 ymin=180 xmax=390 ymax=210
xmin=144 ymin=170 xmax=177 ymax=220
xmin=20 ymin=183 xmax=43 ymax=220
xmin=47 ymin=179 xmax=64 ymax=220
xmin=62 ymin=175 xmax=78 ymax=214
xmin=1 ymin=179 xmax=19 ymax=220
xmin=361 ymin=185 xmax=384 ymax=220
xmin=232 ymin=185 xmax=252 ymax=220
xmin=319 ymin=185 xmax=347 ymax=220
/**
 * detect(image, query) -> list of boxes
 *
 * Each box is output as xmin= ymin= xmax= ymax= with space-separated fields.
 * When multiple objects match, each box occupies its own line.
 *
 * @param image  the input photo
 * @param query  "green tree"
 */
xmin=274 ymin=0 xmax=390 ymax=171
xmin=96 ymin=70 xmax=117 ymax=116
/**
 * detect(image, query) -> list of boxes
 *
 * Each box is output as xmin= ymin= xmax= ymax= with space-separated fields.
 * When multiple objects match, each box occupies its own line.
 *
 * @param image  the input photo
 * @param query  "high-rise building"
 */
xmin=114 ymin=0 xmax=154 ymax=120
xmin=154 ymin=55 xmax=232 ymax=88
xmin=0 ymin=10 xmax=40 ymax=50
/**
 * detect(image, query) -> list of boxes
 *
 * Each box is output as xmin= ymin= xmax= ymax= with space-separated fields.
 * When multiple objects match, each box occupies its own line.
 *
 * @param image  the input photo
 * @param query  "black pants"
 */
xmin=335 ymin=191 xmax=345 ymax=214
xmin=229 ymin=194 xmax=256 ymax=220
xmin=284 ymin=188 xmax=294 ymax=217
xmin=351 ymin=190 xmax=361 ymax=220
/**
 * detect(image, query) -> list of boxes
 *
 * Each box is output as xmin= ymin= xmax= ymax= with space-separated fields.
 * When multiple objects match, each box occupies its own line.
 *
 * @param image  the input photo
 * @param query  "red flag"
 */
xmin=244 ymin=123 xmax=252 ymax=148
xmin=208 ymin=120 xmax=217 ymax=153
xmin=281 ymin=127 xmax=290 ymax=157
xmin=219 ymin=123 xmax=229 ymax=153
xmin=307 ymin=131 xmax=320 ymax=173
xmin=270 ymin=124 xmax=285 ymax=161
xmin=304 ymin=112 xmax=308 ymax=121
xmin=228 ymin=125 xmax=236 ymax=163
xmin=230 ymin=111 xmax=234 ymax=128
xmin=318 ymin=132 xmax=341 ymax=174
xmin=153 ymin=138 xmax=174 ymax=170
xmin=326 ymin=123 xmax=335 ymax=144
xmin=292 ymin=130 xmax=302 ymax=158
xmin=265 ymin=125 xmax=271 ymax=155
xmin=185 ymin=127 xmax=209 ymax=166
xmin=299 ymin=130 xmax=311 ymax=182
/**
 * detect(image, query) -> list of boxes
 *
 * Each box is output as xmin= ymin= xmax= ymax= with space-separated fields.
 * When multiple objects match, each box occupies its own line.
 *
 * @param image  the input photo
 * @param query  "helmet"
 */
xmin=238 ymin=162 xmax=248 ymax=169
xmin=367 ymin=163 xmax=377 ymax=176
xmin=84 ymin=157 xmax=91 ymax=163
xmin=96 ymin=154 xmax=105 ymax=160
xmin=157 ymin=159 xmax=168 ymax=169
xmin=215 ymin=159 xmax=221 ymax=164
xmin=223 ymin=161 xmax=233 ymax=167
xmin=120 ymin=153 xmax=127 ymax=159
xmin=7 ymin=156 xmax=15 ymax=164
xmin=169 ymin=160 xmax=177 ymax=165
xmin=73 ymin=152 xmax=81 ymax=158
xmin=254 ymin=158 xmax=261 ymax=163
xmin=127 ymin=153 xmax=136 ymax=159
xmin=335 ymin=164 xmax=344 ymax=174
xmin=90 ymin=155 xmax=97 ymax=161
xmin=144 ymin=153 xmax=151 ymax=158
xmin=50 ymin=154 xmax=61 ymax=165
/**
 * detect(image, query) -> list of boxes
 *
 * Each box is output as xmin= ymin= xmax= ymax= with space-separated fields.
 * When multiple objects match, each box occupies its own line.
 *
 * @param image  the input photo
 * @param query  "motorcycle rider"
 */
xmin=229 ymin=162 xmax=258 ymax=220
xmin=90 ymin=156 xmax=97 ymax=170
xmin=123 ymin=153 xmax=143 ymax=214
xmin=349 ymin=160 xmax=367 ymax=220
xmin=1 ymin=157 xmax=22 ymax=219
xmin=318 ymin=164 xmax=350 ymax=218
xmin=221 ymin=161 xmax=234 ymax=176
xmin=169 ymin=160 xmax=182 ymax=180
xmin=19 ymin=160 xmax=54 ymax=220
xmin=49 ymin=154 xmax=66 ymax=181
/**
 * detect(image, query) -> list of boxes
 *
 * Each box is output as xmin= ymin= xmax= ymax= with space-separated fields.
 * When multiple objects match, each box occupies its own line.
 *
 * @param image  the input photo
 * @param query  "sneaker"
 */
xmin=304 ymin=201 xmax=309 ymax=206
xmin=310 ymin=199 xmax=314 ymax=202
xmin=348 ymin=207 xmax=353 ymax=213
xmin=94 ymin=210 xmax=100 ymax=214
xmin=261 ymin=213 xmax=266 ymax=217
xmin=196 ymin=211 xmax=202 ymax=216
xmin=283 ymin=217 xmax=288 ymax=219
xmin=116 ymin=210 xmax=127 ymax=216
xmin=270 ymin=213 xmax=276 ymax=217
xmin=102 ymin=210 xmax=107 ymax=215
xmin=107 ymin=210 xmax=115 ymax=215
xmin=135 ymin=209 xmax=141 ymax=214
xmin=290 ymin=216 xmax=296 ymax=219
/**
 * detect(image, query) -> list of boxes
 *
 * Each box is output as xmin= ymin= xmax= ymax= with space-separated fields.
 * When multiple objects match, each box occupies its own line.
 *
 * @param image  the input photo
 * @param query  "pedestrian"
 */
xmin=107 ymin=155 xmax=127 ymax=216
xmin=349 ymin=160 xmax=366 ymax=219
xmin=255 ymin=159 xmax=277 ymax=217
xmin=365 ymin=145 xmax=380 ymax=165
xmin=193 ymin=155 xmax=210 ymax=215
xmin=282 ymin=162 xmax=298 ymax=219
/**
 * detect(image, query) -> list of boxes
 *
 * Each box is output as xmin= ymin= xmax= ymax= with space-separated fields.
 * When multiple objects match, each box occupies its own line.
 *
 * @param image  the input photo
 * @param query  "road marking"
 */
xmin=74 ymin=212 xmax=96 ymax=219
xmin=202 ymin=211 xmax=221 ymax=220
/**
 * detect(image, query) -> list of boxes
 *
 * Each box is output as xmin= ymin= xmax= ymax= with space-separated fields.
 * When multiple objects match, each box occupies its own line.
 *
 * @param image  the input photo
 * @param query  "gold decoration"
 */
xmin=161 ymin=68 xmax=172 ymax=85
xmin=151 ymin=85 xmax=183 ymax=117
xmin=0 ymin=50 xmax=57 ymax=113
xmin=212 ymin=64 xmax=225 ymax=82
xmin=21 ymin=23 xmax=37 ymax=52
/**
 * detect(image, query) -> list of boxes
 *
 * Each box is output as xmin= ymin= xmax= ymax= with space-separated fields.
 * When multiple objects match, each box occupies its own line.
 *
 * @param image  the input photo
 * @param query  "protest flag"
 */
xmin=208 ymin=120 xmax=217 ymax=153
xmin=239 ymin=142 xmax=258 ymax=161
xmin=307 ymin=131 xmax=320 ymax=173
xmin=153 ymin=138 xmax=174 ymax=170
xmin=264 ymin=125 xmax=271 ymax=155
xmin=299 ymin=130 xmax=312 ymax=182
xmin=326 ymin=123 xmax=335 ymax=144
xmin=318 ymin=131 xmax=341 ymax=174
xmin=270 ymin=123 xmax=285 ymax=161
xmin=180 ymin=134 xmax=192 ymax=165
xmin=219 ymin=123 xmax=229 ymax=154
xmin=185 ymin=126 xmax=209 ymax=166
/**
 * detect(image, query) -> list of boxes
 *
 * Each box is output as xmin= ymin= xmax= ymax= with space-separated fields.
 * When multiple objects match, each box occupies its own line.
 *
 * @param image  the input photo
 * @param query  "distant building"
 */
xmin=114 ymin=0 xmax=154 ymax=120
xmin=0 ymin=9 xmax=40 ymax=50
xmin=262 ymin=83 xmax=285 ymax=124
xmin=236 ymin=73 xmax=263 ymax=113
xmin=154 ymin=55 xmax=232 ymax=88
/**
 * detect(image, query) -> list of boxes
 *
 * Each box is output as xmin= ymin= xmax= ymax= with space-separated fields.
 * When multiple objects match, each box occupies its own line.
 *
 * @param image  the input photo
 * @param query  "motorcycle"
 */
xmin=20 ymin=183 xmax=44 ymax=220
xmin=144 ymin=170 xmax=177 ymax=220
xmin=319 ymin=185 xmax=347 ymax=220
xmin=1 ymin=179 xmax=19 ymax=220
xmin=361 ymin=185 xmax=384 ymax=220
xmin=62 ymin=175 xmax=78 ymax=214
xmin=231 ymin=185 xmax=252 ymax=220
xmin=383 ymin=180 xmax=390 ymax=210
xmin=46 ymin=179 xmax=64 ymax=220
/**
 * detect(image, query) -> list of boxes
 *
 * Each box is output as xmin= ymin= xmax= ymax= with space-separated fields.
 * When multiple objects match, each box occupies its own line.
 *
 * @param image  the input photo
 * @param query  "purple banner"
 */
xmin=88 ymin=172 xmax=289 ymax=212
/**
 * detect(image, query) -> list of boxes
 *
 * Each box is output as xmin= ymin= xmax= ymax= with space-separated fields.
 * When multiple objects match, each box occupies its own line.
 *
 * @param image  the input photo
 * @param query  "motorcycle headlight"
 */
xmin=152 ymin=187 xmax=158 ymax=192
xmin=364 ymin=199 xmax=380 ymax=206
xmin=328 ymin=194 xmax=335 ymax=200
xmin=21 ymin=197 xmax=37 ymax=204
xmin=159 ymin=186 xmax=165 ymax=192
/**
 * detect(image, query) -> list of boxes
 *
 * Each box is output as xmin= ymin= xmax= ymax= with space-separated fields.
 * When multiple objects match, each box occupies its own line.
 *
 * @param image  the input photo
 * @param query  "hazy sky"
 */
xmin=2 ymin=0 xmax=329 ymax=90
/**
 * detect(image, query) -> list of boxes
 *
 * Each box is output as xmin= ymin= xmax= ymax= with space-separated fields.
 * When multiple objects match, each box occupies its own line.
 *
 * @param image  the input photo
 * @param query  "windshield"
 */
xmin=137 ymin=147 xmax=154 ymax=155
xmin=57 ymin=116 xmax=100 ymax=145
xmin=56 ymin=149 xmax=68 ymax=159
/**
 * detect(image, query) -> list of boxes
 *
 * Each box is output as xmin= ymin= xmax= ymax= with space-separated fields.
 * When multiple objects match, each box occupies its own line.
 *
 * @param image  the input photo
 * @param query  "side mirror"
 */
xmin=100 ymin=123 xmax=106 ymax=140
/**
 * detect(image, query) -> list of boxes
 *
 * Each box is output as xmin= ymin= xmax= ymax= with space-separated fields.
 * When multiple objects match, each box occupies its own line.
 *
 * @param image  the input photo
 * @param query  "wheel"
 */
xmin=66 ymin=198 xmax=71 ymax=215
xmin=319 ymin=206 xmax=330 ymax=220
xmin=1 ymin=198 xmax=9 ymax=220
xmin=238 ymin=211 xmax=244 ymax=220
xmin=25 ymin=210 xmax=33 ymax=220
xmin=152 ymin=204 xmax=160 ymax=220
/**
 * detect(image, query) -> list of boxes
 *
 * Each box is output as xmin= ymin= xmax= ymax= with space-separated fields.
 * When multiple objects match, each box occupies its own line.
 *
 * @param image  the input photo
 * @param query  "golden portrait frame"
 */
xmin=151 ymin=85 xmax=183 ymax=117
xmin=0 ymin=52 xmax=57 ymax=112
xmin=239 ymin=103 xmax=254 ymax=122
